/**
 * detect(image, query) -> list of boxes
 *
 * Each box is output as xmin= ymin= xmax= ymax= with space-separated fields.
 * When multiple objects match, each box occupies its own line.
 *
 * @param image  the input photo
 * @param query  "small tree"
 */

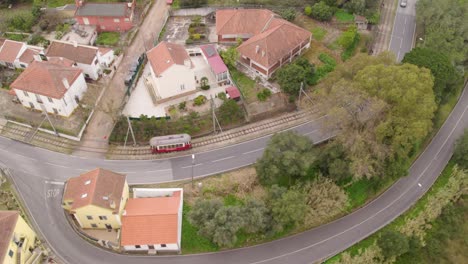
xmin=193 ymin=95 xmax=207 ymax=106
xmin=217 ymin=99 xmax=244 ymax=125
xmin=188 ymin=199 xmax=223 ymax=229
xmin=256 ymin=131 xmax=315 ymax=186
xmin=178 ymin=101 xmax=186 ymax=111
xmin=453 ymin=129 xmax=468 ymax=169
xmin=338 ymin=25 xmax=358 ymax=50
xmin=220 ymin=47 xmax=239 ymax=69
xmin=304 ymin=5 xmax=312 ymax=16
xmin=200 ymin=76 xmax=210 ymax=90
xmin=257 ymin=88 xmax=272 ymax=101
xmin=210 ymin=206 xmax=244 ymax=247
xmin=269 ymin=185 xmax=307 ymax=232
xmin=279 ymin=8 xmax=297 ymax=22
xmin=377 ymin=230 xmax=410 ymax=259
xmin=310 ymin=2 xmax=334 ymax=22
xmin=276 ymin=63 xmax=307 ymax=96
xmin=241 ymin=198 xmax=271 ymax=234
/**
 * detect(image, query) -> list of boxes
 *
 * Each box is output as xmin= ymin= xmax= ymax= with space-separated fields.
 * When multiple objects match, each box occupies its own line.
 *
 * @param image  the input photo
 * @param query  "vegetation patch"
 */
xmin=334 ymin=9 xmax=355 ymax=22
xmin=96 ymin=32 xmax=120 ymax=46
xmin=4 ymin=32 xmax=29 ymax=42
xmin=311 ymin=27 xmax=327 ymax=42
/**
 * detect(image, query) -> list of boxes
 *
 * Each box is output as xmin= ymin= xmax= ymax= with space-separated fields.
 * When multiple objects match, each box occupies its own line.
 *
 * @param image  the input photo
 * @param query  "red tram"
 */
xmin=149 ymin=134 xmax=192 ymax=154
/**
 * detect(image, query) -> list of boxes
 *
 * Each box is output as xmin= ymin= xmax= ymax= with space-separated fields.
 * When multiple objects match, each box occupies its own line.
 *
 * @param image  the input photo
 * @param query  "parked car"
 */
xmin=400 ymin=0 xmax=407 ymax=7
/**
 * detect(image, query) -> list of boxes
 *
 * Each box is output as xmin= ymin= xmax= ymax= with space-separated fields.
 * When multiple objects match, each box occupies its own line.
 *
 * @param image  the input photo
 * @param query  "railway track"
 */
xmin=108 ymin=109 xmax=318 ymax=158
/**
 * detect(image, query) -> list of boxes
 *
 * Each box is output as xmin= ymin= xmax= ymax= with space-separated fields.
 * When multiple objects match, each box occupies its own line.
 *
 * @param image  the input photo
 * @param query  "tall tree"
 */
xmin=453 ymin=129 xmax=468 ymax=169
xmin=255 ymin=131 xmax=315 ymax=186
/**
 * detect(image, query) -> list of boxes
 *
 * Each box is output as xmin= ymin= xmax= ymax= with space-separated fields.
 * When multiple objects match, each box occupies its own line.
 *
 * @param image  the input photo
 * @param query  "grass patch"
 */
xmin=181 ymin=204 xmax=219 ymax=253
xmin=224 ymin=194 xmax=244 ymax=206
xmin=172 ymin=0 xmax=180 ymax=9
xmin=230 ymin=68 xmax=256 ymax=102
xmin=335 ymin=9 xmax=355 ymax=22
xmin=341 ymin=33 xmax=360 ymax=61
xmin=311 ymin=27 xmax=327 ymax=42
xmin=96 ymin=32 xmax=120 ymax=46
xmin=4 ymin=33 xmax=29 ymax=42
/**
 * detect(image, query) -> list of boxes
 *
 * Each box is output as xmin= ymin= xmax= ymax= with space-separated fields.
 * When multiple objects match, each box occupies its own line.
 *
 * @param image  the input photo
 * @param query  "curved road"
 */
xmin=1 ymin=84 xmax=467 ymax=264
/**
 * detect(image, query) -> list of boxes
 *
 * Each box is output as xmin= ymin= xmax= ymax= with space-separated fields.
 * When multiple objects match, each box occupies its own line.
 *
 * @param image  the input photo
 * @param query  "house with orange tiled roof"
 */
xmin=216 ymin=9 xmax=312 ymax=78
xmin=62 ymin=168 xmax=129 ymax=230
xmin=45 ymin=40 xmax=114 ymax=80
xmin=121 ymin=188 xmax=183 ymax=253
xmin=11 ymin=61 xmax=88 ymax=117
xmin=0 ymin=39 xmax=44 ymax=69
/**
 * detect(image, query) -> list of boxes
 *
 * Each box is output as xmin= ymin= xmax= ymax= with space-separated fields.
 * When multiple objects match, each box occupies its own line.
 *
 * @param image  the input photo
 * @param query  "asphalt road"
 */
xmin=389 ymin=0 xmax=417 ymax=61
xmin=1 ymin=83 xmax=467 ymax=264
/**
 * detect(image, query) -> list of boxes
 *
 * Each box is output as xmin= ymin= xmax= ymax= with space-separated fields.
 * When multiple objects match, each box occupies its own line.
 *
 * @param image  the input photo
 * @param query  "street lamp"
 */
xmin=191 ymin=154 xmax=195 ymax=188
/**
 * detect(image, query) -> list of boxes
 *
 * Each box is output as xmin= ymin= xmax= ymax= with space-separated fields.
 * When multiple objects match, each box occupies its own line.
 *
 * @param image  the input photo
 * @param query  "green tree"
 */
xmin=241 ymin=198 xmax=271 ymax=233
xmin=269 ymin=185 xmax=307 ymax=231
xmin=256 ymin=131 xmax=315 ymax=186
xmin=314 ymin=141 xmax=351 ymax=182
xmin=338 ymin=25 xmax=358 ymax=49
xmin=277 ymin=63 xmax=307 ymax=96
xmin=304 ymin=5 xmax=312 ymax=16
xmin=310 ymin=1 xmax=334 ymax=21
xmin=402 ymin=47 xmax=460 ymax=103
xmin=209 ymin=206 xmax=244 ymax=247
xmin=453 ymin=129 xmax=468 ymax=169
xmin=279 ymin=8 xmax=297 ymax=22
xmin=377 ymin=230 xmax=410 ymax=259
xmin=344 ymin=0 xmax=366 ymax=14
xmin=188 ymin=199 xmax=223 ymax=229
xmin=220 ymin=47 xmax=239 ymax=69
xmin=416 ymin=0 xmax=468 ymax=64
xmin=217 ymin=99 xmax=244 ymax=125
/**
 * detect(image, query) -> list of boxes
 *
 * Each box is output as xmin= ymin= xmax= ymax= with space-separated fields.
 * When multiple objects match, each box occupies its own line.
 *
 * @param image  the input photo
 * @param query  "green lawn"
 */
xmin=181 ymin=204 xmax=218 ymax=254
xmin=96 ymin=32 xmax=120 ymax=46
xmin=230 ymin=68 xmax=257 ymax=102
xmin=335 ymin=9 xmax=355 ymax=22
xmin=3 ymin=33 xmax=29 ymax=42
xmin=311 ymin=27 xmax=327 ymax=42
xmin=45 ymin=0 xmax=122 ymax=8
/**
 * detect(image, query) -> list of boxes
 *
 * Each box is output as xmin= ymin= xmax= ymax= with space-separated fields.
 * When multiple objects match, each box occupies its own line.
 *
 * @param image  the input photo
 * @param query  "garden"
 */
xmin=96 ymin=32 xmax=121 ymax=46
xmin=185 ymin=16 xmax=207 ymax=45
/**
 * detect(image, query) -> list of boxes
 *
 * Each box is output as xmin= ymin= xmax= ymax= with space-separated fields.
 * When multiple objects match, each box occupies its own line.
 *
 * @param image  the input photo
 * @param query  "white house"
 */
xmin=120 ymin=188 xmax=183 ymax=254
xmin=0 ymin=39 xmax=44 ymax=69
xmin=45 ymin=40 xmax=114 ymax=80
xmin=146 ymin=41 xmax=197 ymax=100
xmin=11 ymin=61 xmax=87 ymax=117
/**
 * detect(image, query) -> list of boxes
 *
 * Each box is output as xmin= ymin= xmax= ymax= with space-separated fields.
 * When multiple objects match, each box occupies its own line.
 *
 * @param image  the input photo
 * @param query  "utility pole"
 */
xmin=126 ymin=116 xmax=136 ymax=146
xmin=297 ymin=82 xmax=313 ymax=110
xmin=210 ymin=95 xmax=223 ymax=134
xmin=39 ymin=104 xmax=59 ymax=137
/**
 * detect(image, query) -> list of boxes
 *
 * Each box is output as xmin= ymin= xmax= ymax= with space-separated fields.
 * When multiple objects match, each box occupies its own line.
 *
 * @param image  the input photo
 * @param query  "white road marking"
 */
xmin=45 ymin=162 xmax=68 ymax=169
xmin=45 ymin=181 xmax=64 ymax=185
xmin=181 ymin=164 xmax=203 ymax=169
xmin=242 ymin=148 xmax=264 ymax=155
xmin=15 ymin=153 xmax=36 ymax=161
xmin=211 ymin=156 xmax=235 ymax=163
xmin=304 ymin=129 xmax=319 ymax=136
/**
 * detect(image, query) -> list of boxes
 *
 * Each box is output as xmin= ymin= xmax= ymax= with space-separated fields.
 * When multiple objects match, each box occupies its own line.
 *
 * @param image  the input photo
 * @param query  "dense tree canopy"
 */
xmin=241 ymin=198 xmax=272 ymax=233
xmin=416 ymin=0 xmax=468 ymax=65
xmin=220 ymin=47 xmax=239 ymax=69
xmin=310 ymin=1 xmax=334 ymax=21
xmin=255 ymin=131 xmax=315 ymax=186
xmin=377 ymin=230 xmax=410 ymax=259
xmin=402 ymin=47 xmax=461 ymax=103
xmin=269 ymin=185 xmax=307 ymax=231
xmin=453 ymin=129 xmax=468 ymax=169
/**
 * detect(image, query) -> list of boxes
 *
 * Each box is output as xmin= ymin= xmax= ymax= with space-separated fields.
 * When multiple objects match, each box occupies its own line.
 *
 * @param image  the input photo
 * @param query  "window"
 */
xmin=91 ymin=224 xmax=97 ymax=228
xmin=161 ymin=244 xmax=167 ymax=248
xmin=52 ymin=108 xmax=58 ymax=114
xmin=114 ymin=18 xmax=120 ymax=23
xmin=20 ymin=64 xmax=26 ymax=68
xmin=48 ymin=97 xmax=53 ymax=103
xmin=149 ymin=245 xmax=154 ymax=249
xmin=135 ymin=245 xmax=141 ymax=249
xmin=99 ymin=216 xmax=107 ymax=220
xmin=180 ymin=84 xmax=185 ymax=91
xmin=23 ymin=91 xmax=29 ymax=97
xmin=8 ymin=250 xmax=13 ymax=257
xmin=29 ymin=102 xmax=35 ymax=109
xmin=86 ymin=215 xmax=93 ymax=220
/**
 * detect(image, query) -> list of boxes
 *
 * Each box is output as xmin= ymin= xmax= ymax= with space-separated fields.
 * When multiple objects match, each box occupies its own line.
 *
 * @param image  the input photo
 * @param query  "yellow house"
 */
xmin=0 ymin=211 xmax=41 ymax=264
xmin=62 ymin=168 xmax=129 ymax=230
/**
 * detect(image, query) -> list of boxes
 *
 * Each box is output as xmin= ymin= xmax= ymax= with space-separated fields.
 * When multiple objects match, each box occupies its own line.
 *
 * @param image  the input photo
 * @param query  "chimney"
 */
xmin=261 ymin=50 xmax=265 ymax=57
xmin=72 ymin=41 xmax=78 ymax=48
xmin=62 ymin=78 xmax=70 ymax=89
xmin=255 ymin=45 xmax=259 ymax=53
xmin=33 ymin=54 xmax=42 ymax=62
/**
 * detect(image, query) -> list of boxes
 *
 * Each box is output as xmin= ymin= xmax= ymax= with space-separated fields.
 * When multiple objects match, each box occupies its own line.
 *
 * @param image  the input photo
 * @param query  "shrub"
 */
xmin=185 ymin=38 xmax=194 ymax=45
xmin=279 ymin=8 xmax=296 ymax=22
xmin=257 ymin=88 xmax=272 ymax=101
xmin=178 ymin=101 xmax=187 ymax=110
xmin=192 ymin=34 xmax=201 ymax=40
xmin=269 ymin=185 xmax=307 ymax=232
xmin=304 ymin=5 xmax=312 ymax=16
xmin=217 ymin=99 xmax=244 ymax=125
xmin=28 ymin=34 xmax=49 ymax=46
xmin=217 ymin=92 xmax=227 ymax=101
xmin=310 ymin=1 xmax=334 ymax=22
xmin=453 ymin=129 xmax=468 ymax=169
xmin=200 ymin=77 xmax=210 ymax=90
xmin=193 ymin=95 xmax=207 ymax=106
xmin=377 ymin=230 xmax=410 ymax=259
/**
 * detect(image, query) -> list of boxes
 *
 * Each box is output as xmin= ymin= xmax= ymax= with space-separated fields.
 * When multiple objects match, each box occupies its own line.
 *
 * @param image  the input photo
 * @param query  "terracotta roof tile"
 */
xmin=216 ymin=9 xmax=276 ymax=36
xmin=46 ymin=41 xmax=98 ymax=65
xmin=18 ymin=48 xmax=42 ymax=64
xmin=63 ymin=168 xmax=127 ymax=213
xmin=48 ymin=57 xmax=75 ymax=67
xmin=121 ymin=196 xmax=181 ymax=246
xmin=11 ymin=61 xmax=82 ymax=99
xmin=237 ymin=20 xmax=311 ymax=68
xmin=0 ymin=40 xmax=24 ymax=63
xmin=146 ymin=41 xmax=191 ymax=76
xmin=0 ymin=211 xmax=19 ymax=263
xmin=0 ymin=38 xmax=6 ymax=47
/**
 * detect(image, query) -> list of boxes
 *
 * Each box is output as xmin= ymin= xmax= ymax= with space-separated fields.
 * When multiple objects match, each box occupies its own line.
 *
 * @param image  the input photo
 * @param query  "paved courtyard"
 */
xmin=162 ymin=15 xmax=217 ymax=45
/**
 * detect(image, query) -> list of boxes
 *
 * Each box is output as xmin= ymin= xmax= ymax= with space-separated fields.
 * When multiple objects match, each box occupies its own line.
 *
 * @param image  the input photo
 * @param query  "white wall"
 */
xmin=152 ymin=64 xmax=196 ymax=99
xmin=98 ymin=50 xmax=115 ymax=67
xmin=15 ymin=73 xmax=87 ymax=117
xmin=77 ymin=58 xmax=100 ymax=80
xmin=123 ymin=243 xmax=179 ymax=252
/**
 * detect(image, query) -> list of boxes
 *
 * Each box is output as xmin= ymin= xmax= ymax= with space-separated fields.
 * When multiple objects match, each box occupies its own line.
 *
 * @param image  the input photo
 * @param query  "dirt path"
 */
xmin=73 ymin=0 xmax=169 ymax=158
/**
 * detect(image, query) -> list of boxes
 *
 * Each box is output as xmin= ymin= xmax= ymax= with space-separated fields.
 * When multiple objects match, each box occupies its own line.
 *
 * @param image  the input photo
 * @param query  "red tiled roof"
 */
xmin=200 ymin=45 xmax=228 ymax=74
xmin=0 ymin=40 xmax=24 ymax=63
xmin=47 ymin=57 xmax=75 ymax=67
xmin=216 ymin=9 xmax=276 ymax=36
xmin=63 ymin=168 xmax=127 ymax=213
xmin=121 ymin=196 xmax=181 ymax=246
xmin=146 ymin=41 xmax=191 ymax=76
xmin=18 ymin=48 xmax=42 ymax=64
xmin=226 ymin=86 xmax=241 ymax=99
xmin=237 ymin=20 xmax=311 ymax=68
xmin=0 ymin=211 xmax=19 ymax=263
xmin=0 ymin=38 xmax=6 ymax=48
xmin=46 ymin=41 xmax=98 ymax=65
xmin=11 ymin=61 xmax=82 ymax=99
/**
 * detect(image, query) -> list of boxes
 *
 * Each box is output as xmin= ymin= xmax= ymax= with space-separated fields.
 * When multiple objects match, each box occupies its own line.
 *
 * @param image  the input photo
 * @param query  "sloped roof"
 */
xmin=11 ymin=61 xmax=82 ymax=99
xmin=63 ymin=168 xmax=127 ymax=213
xmin=0 ymin=211 xmax=19 ymax=263
xmin=200 ymin=45 xmax=228 ymax=74
xmin=47 ymin=57 xmax=75 ymax=67
xmin=121 ymin=194 xmax=181 ymax=246
xmin=237 ymin=20 xmax=311 ymax=68
xmin=226 ymin=86 xmax=241 ymax=99
xmin=0 ymin=40 xmax=24 ymax=63
xmin=0 ymin=38 xmax=6 ymax=47
xmin=146 ymin=41 xmax=191 ymax=76
xmin=18 ymin=47 xmax=42 ymax=64
xmin=46 ymin=41 xmax=98 ymax=65
xmin=75 ymin=3 xmax=130 ymax=17
xmin=216 ymin=9 xmax=276 ymax=36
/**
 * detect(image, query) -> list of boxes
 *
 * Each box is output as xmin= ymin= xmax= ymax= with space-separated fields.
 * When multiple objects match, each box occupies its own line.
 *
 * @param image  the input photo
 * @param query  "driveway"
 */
xmin=73 ymin=0 xmax=170 ymax=158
